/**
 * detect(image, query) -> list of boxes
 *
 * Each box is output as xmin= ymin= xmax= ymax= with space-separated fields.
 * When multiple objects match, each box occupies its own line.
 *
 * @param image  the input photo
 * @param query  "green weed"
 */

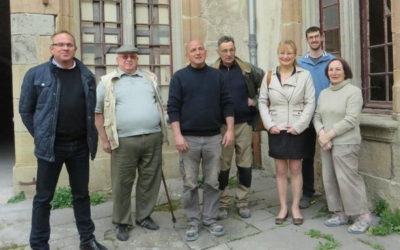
xmin=50 ymin=186 xmax=107 ymax=209
xmin=305 ymin=229 xmax=341 ymax=250
xmin=154 ymin=200 xmax=180 ymax=212
xmin=7 ymin=191 xmax=26 ymax=204
xmin=369 ymin=199 xmax=400 ymax=236
xmin=228 ymin=176 xmax=238 ymax=188
xmin=312 ymin=204 xmax=330 ymax=219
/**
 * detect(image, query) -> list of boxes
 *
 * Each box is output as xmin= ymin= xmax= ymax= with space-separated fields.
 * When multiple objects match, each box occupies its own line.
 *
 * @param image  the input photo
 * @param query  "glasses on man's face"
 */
xmin=52 ymin=43 xmax=75 ymax=48
xmin=120 ymin=55 xmax=138 ymax=60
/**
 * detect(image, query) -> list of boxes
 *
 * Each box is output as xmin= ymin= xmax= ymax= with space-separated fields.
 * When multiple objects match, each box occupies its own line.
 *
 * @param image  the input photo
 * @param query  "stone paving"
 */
xmin=1 ymin=169 xmax=399 ymax=250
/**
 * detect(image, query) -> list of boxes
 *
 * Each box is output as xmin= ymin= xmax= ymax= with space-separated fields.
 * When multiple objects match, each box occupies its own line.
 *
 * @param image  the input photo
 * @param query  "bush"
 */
xmin=7 ymin=191 xmax=26 ymax=204
xmin=50 ymin=187 xmax=107 ymax=209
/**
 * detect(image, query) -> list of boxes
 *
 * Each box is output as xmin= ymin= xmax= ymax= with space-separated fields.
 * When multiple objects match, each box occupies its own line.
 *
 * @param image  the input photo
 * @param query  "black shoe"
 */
xmin=116 ymin=224 xmax=130 ymax=241
xmin=136 ymin=216 xmax=159 ymax=230
xmin=80 ymin=239 xmax=108 ymax=250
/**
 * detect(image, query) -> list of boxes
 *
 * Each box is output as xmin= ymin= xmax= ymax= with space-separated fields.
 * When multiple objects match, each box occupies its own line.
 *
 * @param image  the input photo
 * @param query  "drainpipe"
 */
xmin=248 ymin=0 xmax=257 ymax=66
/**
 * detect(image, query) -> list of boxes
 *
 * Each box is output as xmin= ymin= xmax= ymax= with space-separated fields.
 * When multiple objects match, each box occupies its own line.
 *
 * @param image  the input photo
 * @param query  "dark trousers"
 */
xmin=302 ymin=124 xmax=316 ymax=197
xmin=30 ymin=139 xmax=95 ymax=250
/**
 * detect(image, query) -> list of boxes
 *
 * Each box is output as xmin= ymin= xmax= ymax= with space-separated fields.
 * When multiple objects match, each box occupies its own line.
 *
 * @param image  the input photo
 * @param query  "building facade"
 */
xmin=4 ymin=0 xmax=400 ymax=208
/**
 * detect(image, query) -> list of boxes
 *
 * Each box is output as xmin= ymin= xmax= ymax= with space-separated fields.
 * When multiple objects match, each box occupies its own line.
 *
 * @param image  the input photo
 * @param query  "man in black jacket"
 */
xmin=213 ymin=36 xmax=264 ymax=219
xmin=19 ymin=31 xmax=106 ymax=250
xmin=168 ymin=40 xmax=234 ymax=241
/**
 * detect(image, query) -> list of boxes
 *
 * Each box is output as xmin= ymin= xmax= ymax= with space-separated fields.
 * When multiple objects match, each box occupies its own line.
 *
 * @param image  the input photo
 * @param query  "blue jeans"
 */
xmin=30 ymin=139 xmax=95 ymax=250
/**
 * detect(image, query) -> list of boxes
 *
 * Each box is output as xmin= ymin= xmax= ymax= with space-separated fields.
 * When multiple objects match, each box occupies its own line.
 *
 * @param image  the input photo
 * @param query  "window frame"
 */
xmin=360 ymin=0 xmax=393 ymax=112
xmin=319 ymin=0 xmax=341 ymax=56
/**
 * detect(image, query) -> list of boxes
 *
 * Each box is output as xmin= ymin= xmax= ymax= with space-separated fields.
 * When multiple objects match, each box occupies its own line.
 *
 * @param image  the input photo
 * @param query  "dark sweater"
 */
xmin=54 ymin=65 xmax=87 ymax=141
xmin=167 ymin=64 xmax=234 ymax=136
xmin=219 ymin=62 xmax=253 ymax=124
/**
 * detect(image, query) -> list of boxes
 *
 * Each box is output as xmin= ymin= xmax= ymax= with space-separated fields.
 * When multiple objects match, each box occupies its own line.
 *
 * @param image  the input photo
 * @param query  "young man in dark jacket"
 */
xmin=212 ymin=36 xmax=264 ymax=219
xmin=19 ymin=31 xmax=106 ymax=250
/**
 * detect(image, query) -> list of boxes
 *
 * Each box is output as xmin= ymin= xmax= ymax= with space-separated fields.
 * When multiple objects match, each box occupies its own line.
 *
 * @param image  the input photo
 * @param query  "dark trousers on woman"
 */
xmin=30 ymin=139 xmax=95 ymax=250
xmin=302 ymin=124 xmax=316 ymax=198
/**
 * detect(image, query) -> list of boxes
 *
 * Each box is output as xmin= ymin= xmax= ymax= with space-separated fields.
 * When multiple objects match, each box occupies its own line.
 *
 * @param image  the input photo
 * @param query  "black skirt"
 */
xmin=268 ymin=130 xmax=313 ymax=159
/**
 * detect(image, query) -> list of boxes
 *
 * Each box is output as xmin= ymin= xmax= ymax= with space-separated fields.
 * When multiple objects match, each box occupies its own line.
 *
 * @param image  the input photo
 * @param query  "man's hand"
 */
xmin=222 ymin=129 xmax=234 ymax=147
xmin=174 ymin=134 xmax=189 ymax=152
xmin=247 ymin=98 xmax=255 ymax=107
xmin=269 ymin=126 xmax=280 ymax=134
xmin=286 ymin=125 xmax=298 ymax=135
xmin=102 ymin=141 xmax=112 ymax=154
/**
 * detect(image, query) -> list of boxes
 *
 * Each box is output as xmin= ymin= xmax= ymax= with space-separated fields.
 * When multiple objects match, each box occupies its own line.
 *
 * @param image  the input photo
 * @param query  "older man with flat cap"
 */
xmin=95 ymin=45 xmax=168 ymax=241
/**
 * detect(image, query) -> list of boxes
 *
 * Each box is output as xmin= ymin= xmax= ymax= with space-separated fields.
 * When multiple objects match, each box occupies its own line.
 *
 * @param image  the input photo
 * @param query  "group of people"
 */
xmin=19 ymin=26 xmax=371 ymax=250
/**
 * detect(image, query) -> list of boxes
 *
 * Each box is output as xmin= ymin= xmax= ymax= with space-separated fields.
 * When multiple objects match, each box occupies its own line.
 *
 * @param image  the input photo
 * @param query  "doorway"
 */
xmin=0 ymin=0 xmax=14 ymax=203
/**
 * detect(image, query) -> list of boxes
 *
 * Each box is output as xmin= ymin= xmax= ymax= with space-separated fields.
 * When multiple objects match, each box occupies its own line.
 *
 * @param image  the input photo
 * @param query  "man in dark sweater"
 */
xmin=168 ymin=40 xmax=234 ymax=241
xmin=19 ymin=31 xmax=107 ymax=250
xmin=212 ymin=36 xmax=265 ymax=219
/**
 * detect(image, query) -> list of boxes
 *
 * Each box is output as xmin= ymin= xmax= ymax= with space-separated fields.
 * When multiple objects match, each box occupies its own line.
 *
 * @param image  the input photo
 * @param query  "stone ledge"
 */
xmin=360 ymin=114 xmax=400 ymax=142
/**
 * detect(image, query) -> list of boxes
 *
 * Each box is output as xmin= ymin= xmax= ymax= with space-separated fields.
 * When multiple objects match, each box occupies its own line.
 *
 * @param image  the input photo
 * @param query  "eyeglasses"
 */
xmin=52 ymin=43 xmax=75 ymax=48
xmin=279 ymin=52 xmax=295 ymax=56
xmin=120 ymin=55 xmax=138 ymax=60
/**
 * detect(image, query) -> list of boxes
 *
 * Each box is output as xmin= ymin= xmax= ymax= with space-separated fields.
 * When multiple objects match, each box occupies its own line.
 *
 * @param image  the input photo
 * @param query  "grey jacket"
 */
xmin=19 ymin=58 xmax=98 ymax=162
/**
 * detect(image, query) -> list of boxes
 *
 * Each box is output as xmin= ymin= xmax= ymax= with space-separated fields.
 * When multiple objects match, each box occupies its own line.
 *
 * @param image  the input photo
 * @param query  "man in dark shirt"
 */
xmin=212 ymin=36 xmax=264 ymax=219
xmin=168 ymin=40 xmax=234 ymax=241
xmin=19 ymin=31 xmax=107 ymax=250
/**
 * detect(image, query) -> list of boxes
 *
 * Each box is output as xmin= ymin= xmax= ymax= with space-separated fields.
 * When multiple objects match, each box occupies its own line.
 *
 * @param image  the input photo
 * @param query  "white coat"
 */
xmin=258 ymin=66 xmax=315 ymax=134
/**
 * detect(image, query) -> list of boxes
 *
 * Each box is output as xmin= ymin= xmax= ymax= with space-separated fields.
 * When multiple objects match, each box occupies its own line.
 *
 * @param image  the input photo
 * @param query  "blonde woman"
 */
xmin=259 ymin=40 xmax=315 ymax=225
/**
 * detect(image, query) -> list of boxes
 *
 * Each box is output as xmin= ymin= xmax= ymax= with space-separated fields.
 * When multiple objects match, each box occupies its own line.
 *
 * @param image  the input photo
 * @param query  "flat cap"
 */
xmin=116 ymin=44 xmax=139 ymax=54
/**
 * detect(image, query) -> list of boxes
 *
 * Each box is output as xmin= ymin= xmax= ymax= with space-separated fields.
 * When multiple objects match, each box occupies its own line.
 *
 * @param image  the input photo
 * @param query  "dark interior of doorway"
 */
xmin=0 ymin=0 xmax=14 ymax=189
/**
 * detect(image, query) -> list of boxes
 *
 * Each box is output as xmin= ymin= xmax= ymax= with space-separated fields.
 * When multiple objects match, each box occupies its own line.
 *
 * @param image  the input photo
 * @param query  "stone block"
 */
xmin=37 ymin=36 xmax=52 ymax=63
xmin=281 ymin=0 xmax=301 ymax=23
xmin=363 ymin=174 xmax=400 ymax=209
xmin=392 ymin=142 xmax=400 ymax=182
xmin=14 ymin=132 xmax=36 ymax=166
xmin=393 ymin=33 xmax=400 ymax=69
xmin=10 ymin=0 xmax=60 ymax=15
xmin=11 ymin=35 xmax=38 ymax=65
xmin=189 ymin=17 xmax=207 ymax=41
xmin=359 ymin=140 xmax=392 ymax=179
xmin=55 ymin=15 xmax=73 ymax=33
xmin=12 ymin=64 xmax=36 ymax=99
xmin=392 ymin=0 xmax=400 ymax=33
xmin=281 ymin=23 xmax=302 ymax=48
xmin=11 ymin=13 xmax=54 ymax=35
xmin=88 ymin=158 xmax=112 ymax=192
xmin=13 ymin=164 xmax=37 ymax=197
xmin=13 ymin=98 xmax=28 ymax=133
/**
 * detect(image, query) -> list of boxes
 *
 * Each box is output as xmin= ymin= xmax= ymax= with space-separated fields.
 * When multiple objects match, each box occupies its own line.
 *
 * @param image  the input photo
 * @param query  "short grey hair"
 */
xmin=217 ymin=35 xmax=235 ymax=46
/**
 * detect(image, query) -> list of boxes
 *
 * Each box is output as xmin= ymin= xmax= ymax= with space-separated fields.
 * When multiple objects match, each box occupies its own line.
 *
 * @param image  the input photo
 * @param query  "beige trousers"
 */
xmin=220 ymin=122 xmax=253 ymax=208
xmin=321 ymin=144 xmax=369 ymax=216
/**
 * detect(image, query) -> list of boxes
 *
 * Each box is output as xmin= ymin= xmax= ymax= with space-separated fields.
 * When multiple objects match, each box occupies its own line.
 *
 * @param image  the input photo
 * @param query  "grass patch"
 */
xmin=228 ymin=176 xmax=238 ymax=189
xmin=154 ymin=200 xmax=180 ymax=212
xmin=50 ymin=187 xmax=107 ymax=209
xmin=358 ymin=238 xmax=385 ymax=250
xmin=7 ymin=191 xmax=26 ymax=204
xmin=368 ymin=199 xmax=400 ymax=236
xmin=312 ymin=204 xmax=330 ymax=219
xmin=305 ymin=229 xmax=341 ymax=250
xmin=0 ymin=244 xmax=28 ymax=250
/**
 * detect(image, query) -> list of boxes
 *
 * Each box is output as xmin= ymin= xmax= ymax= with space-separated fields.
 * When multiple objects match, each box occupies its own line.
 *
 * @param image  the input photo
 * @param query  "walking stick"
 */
xmin=161 ymin=170 xmax=177 ymax=224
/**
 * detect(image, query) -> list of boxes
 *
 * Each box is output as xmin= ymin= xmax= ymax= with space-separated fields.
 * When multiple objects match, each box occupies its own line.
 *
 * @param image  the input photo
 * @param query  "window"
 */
xmin=360 ymin=0 xmax=392 ymax=110
xmin=80 ymin=0 xmax=123 ymax=80
xmin=319 ymin=0 xmax=341 ymax=56
xmin=134 ymin=0 xmax=172 ymax=86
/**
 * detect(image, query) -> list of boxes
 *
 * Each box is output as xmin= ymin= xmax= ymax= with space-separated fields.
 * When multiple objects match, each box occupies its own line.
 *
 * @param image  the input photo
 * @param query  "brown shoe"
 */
xmin=275 ymin=212 xmax=289 ymax=225
xmin=293 ymin=217 xmax=304 ymax=225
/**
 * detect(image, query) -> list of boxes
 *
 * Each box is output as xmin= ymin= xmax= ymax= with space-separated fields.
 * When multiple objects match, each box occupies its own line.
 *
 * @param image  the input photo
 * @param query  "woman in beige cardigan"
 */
xmin=259 ymin=40 xmax=315 ymax=225
xmin=313 ymin=57 xmax=372 ymax=234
